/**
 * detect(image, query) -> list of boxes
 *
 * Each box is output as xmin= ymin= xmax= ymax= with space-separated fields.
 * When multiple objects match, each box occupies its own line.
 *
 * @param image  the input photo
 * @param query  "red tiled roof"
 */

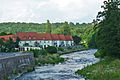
xmin=0 ymin=32 xmax=74 ymax=41
xmin=69 ymin=35 xmax=74 ymax=41
xmin=59 ymin=35 xmax=66 ymax=41
xmin=51 ymin=34 xmax=60 ymax=40
xmin=38 ymin=33 xmax=52 ymax=40
xmin=65 ymin=35 xmax=71 ymax=41
xmin=0 ymin=35 xmax=16 ymax=41
xmin=16 ymin=32 xmax=38 ymax=41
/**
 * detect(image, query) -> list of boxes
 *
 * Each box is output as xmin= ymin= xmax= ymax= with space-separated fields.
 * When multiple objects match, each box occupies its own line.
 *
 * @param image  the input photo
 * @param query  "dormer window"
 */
xmin=33 ymin=37 xmax=36 ymax=39
xmin=23 ymin=37 xmax=26 ymax=40
xmin=13 ymin=38 xmax=15 ymax=40
xmin=29 ymin=37 xmax=31 ymax=39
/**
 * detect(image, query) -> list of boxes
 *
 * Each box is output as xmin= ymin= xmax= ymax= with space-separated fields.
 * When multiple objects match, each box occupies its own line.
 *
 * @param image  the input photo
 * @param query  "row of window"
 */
xmin=23 ymin=36 xmax=36 ymax=40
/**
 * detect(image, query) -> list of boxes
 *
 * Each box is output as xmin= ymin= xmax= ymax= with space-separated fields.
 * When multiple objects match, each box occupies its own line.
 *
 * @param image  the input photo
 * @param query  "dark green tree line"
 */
xmin=96 ymin=1 xmax=120 ymax=57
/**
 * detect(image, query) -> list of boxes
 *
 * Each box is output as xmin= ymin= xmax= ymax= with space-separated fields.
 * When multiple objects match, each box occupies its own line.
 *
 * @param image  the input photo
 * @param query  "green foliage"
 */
xmin=46 ymin=20 xmax=52 ymax=33
xmin=58 ymin=47 xmax=64 ymax=51
xmin=73 ymin=35 xmax=82 ymax=44
xmin=27 ymin=67 xmax=35 ymax=72
xmin=76 ymin=57 xmax=120 ymax=80
xmin=39 ymin=54 xmax=64 ymax=65
xmin=35 ymin=59 xmax=39 ymax=65
xmin=0 ymin=36 xmax=20 ymax=52
xmin=67 ymin=46 xmax=72 ymax=50
xmin=32 ymin=49 xmax=40 ymax=58
xmin=88 ymin=32 xmax=97 ymax=48
xmin=96 ymin=1 xmax=120 ymax=57
xmin=52 ymin=21 xmax=71 ymax=35
xmin=0 ymin=32 xmax=12 ymax=36
xmin=45 ymin=46 xmax=57 ymax=54
xmin=5 ymin=38 xmax=15 ymax=52
xmin=94 ymin=50 xmax=104 ymax=58
xmin=39 ymin=49 xmax=47 ymax=55
xmin=15 ymin=36 xmax=21 ymax=48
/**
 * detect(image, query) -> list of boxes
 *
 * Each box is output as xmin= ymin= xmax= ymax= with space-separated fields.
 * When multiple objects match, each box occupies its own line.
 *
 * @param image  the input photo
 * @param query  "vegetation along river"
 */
xmin=15 ymin=49 xmax=100 ymax=80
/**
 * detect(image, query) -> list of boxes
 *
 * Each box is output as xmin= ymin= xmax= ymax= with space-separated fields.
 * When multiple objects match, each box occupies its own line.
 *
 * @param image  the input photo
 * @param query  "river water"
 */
xmin=16 ymin=49 xmax=100 ymax=80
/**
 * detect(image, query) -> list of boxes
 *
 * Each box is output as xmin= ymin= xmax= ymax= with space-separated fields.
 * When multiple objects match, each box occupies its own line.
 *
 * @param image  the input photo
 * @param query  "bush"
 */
xmin=45 ymin=46 xmax=57 ymax=54
xmin=27 ymin=67 xmax=35 ymax=72
xmin=58 ymin=47 xmax=64 ymax=51
xmin=67 ymin=47 xmax=72 ymax=50
xmin=33 ymin=49 xmax=40 ymax=58
xmin=94 ymin=50 xmax=104 ymax=58
xmin=39 ymin=49 xmax=47 ymax=55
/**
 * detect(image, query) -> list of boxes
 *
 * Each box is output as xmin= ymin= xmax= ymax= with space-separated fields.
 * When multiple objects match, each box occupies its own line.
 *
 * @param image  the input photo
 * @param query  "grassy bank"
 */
xmin=59 ymin=48 xmax=89 ymax=55
xmin=75 ymin=57 xmax=120 ymax=80
xmin=35 ymin=54 xmax=65 ymax=66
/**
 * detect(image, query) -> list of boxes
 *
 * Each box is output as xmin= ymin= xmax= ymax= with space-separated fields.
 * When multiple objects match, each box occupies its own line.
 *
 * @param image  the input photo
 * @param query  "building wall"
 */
xmin=19 ymin=40 xmax=74 ymax=51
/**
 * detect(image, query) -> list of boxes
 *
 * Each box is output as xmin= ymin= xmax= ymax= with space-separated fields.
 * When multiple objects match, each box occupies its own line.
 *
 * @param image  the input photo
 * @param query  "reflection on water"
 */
xmin=15 ymin=49 xmax=100 ymax=80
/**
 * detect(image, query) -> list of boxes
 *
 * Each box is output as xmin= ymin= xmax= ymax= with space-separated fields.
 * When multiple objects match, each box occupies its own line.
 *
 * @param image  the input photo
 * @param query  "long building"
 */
xmin=0 ymin=32 xmax=74 ymax=51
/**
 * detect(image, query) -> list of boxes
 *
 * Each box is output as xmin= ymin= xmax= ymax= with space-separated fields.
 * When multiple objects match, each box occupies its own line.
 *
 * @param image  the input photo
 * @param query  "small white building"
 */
xmin=0 ymin=32 xmax=74 ymax=51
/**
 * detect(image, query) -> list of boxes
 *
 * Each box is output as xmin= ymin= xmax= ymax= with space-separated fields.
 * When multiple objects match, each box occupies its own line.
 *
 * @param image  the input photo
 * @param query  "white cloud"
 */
xmin=0 ymin=0 xmax=105 ymax=23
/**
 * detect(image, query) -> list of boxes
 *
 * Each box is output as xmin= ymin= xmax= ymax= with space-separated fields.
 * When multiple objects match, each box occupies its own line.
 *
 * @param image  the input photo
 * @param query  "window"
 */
xmin=29 ymin=37 xmax=31 ymax=39
xmin=13 ymin=38 xmax=15 ymax=40
xmin=23 ymin=37 xmax=26 ymax=40
xmin=33 ymin=37 xmax=36 ymax=39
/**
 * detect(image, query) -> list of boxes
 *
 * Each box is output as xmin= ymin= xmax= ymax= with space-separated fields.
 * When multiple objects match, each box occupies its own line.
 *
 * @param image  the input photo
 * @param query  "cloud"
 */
xmin=0 ymin=0 xmax=104 ymax=23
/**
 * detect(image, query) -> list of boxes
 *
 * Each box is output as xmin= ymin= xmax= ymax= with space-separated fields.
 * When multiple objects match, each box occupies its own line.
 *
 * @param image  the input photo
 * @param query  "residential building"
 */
xmin=0 ymin=32 xmax=74 ymax=51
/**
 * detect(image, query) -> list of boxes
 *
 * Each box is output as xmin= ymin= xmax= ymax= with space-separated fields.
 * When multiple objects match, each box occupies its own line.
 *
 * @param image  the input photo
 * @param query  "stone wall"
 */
xmin=0 ymin=53 xmax=35 ymax=80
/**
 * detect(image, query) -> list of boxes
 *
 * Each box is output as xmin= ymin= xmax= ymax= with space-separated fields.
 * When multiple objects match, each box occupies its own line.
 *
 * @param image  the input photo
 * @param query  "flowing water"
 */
xmin=15 ymin=49 xmax=100 ymax=80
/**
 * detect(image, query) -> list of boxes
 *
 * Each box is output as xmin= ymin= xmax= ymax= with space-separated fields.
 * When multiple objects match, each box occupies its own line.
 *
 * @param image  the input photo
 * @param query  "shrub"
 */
xmin=35 ymin=59 xmax=39 ymax=65
xmin=94 ymin=50 xmax=104 ymax=58
xmin=33 ymin=49 xmax=40 ymax=58
xmin=45 ymin=46 xmax=57 ymax=54
xmin=39 ymin=49 xmax=47 ymax=55
xmin=67 ymin=47 xmax=72 ymax=50
xmin=27 ymin=67 xmax=35 ymax=72
xmin=58 ymin=47 xmax=64 ymax=51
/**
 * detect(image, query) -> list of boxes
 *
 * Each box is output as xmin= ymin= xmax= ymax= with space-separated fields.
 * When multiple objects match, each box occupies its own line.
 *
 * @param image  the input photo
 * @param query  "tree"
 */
xmin=45 ymin=46 xmax=57 ymax=54
xmin=61 ymin=22 xmax=71 ymax=35
xmin=73 ymin=36 xmax=82 ymax=44
xmin=5 ymin=38 xmax=15 ymax=52
xmin=96 ymin=1 xmax=120 ymax=57
xmin=0 ymin=32 xmax=7 ymax=36
xmin=46 ymin=20 xmax=52 ymax=33
xmin=15 ymin=37 xmax=21 ymax=48
xmin=0 ymin=38 xmax=5 ymax=51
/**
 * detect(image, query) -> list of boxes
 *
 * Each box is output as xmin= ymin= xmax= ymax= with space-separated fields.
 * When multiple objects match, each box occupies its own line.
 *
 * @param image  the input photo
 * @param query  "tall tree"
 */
xmin=5 ymin=38 xmax=15 ymax=52
xmin=46 ymin=20 xmax=52 ymax=33
xmin=96 ymin=1 xmax=120 ymax=57
xmin=61 ymin=22 xmax=71 ymax=35
xmin=15 ymin=37 xmax=21 ymax=48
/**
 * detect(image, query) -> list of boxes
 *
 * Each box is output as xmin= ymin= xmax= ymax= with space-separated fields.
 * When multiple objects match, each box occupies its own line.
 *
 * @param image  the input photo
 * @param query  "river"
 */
xmin=15 ymin=49 xmax=100 ymax=80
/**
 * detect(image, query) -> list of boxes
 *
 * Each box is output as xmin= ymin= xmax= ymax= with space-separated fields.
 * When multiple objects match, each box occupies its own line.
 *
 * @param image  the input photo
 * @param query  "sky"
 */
xmin=0 ymin=0 xmax=105 ymax=23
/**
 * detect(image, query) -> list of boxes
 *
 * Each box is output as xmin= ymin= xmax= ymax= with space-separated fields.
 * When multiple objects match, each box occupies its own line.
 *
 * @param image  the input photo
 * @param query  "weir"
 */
xmin=0 ymin=52 xmax=35 ymax=80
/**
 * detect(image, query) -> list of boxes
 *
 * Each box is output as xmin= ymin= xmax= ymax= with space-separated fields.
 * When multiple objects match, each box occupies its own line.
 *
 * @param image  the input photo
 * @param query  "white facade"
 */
xmin=19 ymin=39 xmax=74 ymax=50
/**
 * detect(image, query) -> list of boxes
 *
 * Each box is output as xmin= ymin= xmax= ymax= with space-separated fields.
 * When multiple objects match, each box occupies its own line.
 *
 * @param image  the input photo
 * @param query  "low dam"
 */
xmin=0 ymin=52 xmax=35 ymax=80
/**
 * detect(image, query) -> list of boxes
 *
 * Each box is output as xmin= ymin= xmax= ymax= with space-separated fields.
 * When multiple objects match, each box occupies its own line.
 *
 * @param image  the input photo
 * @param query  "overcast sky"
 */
xmin=0 ymin=0 xmax=104 ymax=23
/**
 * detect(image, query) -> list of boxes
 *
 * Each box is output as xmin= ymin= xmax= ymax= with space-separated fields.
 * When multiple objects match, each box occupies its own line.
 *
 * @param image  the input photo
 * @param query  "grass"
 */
xmin=36 ymin=54 xmax=65 ymax=65
xmin=75 ymin=57 xmax=120 ymax=80
xmin=27 ymin=67 xmax=35 ymax=72
xmin=59 ymin=48 xmax=89 ymax=55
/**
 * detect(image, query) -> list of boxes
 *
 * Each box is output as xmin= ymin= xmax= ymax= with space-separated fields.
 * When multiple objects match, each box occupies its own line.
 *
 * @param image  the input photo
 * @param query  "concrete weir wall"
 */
xmin=0 ymin=53 xmax=35 ymax=80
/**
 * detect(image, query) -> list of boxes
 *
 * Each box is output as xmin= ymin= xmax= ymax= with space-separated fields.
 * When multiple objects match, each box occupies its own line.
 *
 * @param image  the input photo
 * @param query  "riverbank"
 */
xmin=75 ymin=56 xmax=120 ymax=80
xmin=35 ymin=48 xmax=88 ymax=66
